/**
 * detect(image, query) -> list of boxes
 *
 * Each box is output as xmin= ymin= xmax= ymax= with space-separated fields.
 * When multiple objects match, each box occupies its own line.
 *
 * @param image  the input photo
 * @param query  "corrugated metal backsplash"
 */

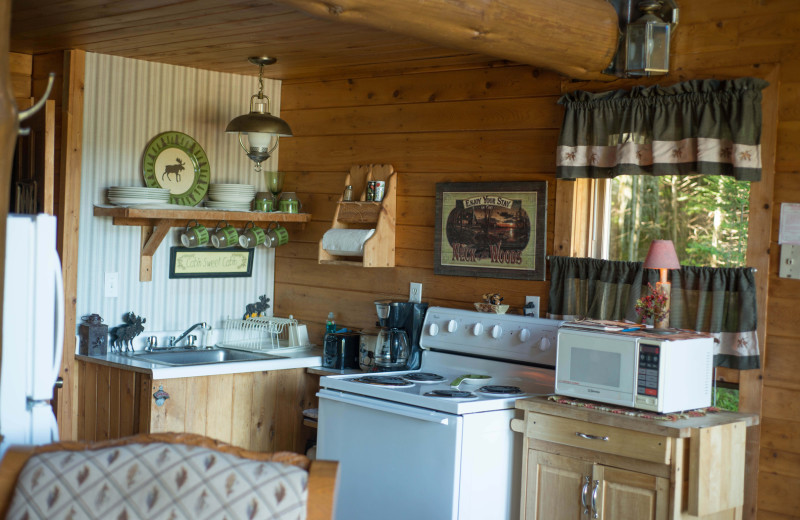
xmin=77 ymin=53 xmax=280 ymax=334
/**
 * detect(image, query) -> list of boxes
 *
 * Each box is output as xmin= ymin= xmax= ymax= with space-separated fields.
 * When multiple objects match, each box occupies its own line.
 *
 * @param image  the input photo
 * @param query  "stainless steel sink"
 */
xmin=134 ymin=347 xmax=282 ymax=366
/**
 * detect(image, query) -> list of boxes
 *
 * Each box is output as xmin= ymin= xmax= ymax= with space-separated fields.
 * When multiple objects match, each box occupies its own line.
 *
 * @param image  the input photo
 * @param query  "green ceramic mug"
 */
xmin=211 ymin=220 xmax=238 ymax=248
xmin=265 ymin=223 xmax=290 ymax=248
xmin=279 ymin=192 xmax=301 ymax=213
xmin=254 ymin=192 xmax=275 ymax=212
xmin=239 ymin=221 xmax=266 ymax=248
xmin=181 ymin=220 xmax=209 ymax=248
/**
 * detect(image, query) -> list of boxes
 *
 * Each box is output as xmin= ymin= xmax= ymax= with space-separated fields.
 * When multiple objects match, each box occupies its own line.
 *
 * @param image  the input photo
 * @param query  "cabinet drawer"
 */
xmin=526 ymin=413 xmax=671 ymax=464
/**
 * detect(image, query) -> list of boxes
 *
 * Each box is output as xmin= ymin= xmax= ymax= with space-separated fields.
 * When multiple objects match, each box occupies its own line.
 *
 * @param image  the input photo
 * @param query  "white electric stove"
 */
xmin=317 ymin=306 xmax=564 ymax=520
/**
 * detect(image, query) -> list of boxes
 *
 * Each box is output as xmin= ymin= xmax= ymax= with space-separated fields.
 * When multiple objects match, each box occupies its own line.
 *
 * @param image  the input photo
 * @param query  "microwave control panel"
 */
xmin=636 ymin=342 xmax=661 ymax=405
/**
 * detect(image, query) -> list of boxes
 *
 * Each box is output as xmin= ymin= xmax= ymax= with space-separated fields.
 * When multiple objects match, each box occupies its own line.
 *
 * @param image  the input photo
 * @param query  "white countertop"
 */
xmin=77 ymin=346 xmax=323 ymax=379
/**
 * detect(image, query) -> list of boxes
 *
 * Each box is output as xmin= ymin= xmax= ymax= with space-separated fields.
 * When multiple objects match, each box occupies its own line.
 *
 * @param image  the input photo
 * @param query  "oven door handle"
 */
xmin=318 ymin=390 xmax=452 ymax=425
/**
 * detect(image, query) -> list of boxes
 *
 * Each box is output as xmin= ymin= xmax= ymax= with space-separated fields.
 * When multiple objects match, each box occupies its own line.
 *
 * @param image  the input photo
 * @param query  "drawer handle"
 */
xmin=576 ymin=431 xmax=609 ymax=441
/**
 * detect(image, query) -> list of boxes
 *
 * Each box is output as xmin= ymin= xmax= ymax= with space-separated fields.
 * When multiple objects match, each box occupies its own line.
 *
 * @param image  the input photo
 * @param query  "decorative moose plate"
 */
xmin=142 ymin=131 xmax=210 ymax=206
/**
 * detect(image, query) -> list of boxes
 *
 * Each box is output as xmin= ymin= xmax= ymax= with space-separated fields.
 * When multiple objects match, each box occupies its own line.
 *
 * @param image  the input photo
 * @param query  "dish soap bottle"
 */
xmin=326 ymin=312 xmax=336 ymax=333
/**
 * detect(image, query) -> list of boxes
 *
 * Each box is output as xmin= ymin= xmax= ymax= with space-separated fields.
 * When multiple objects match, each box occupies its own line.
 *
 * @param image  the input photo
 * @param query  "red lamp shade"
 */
xmin=643 ymin=240 xmax=681 ymax=270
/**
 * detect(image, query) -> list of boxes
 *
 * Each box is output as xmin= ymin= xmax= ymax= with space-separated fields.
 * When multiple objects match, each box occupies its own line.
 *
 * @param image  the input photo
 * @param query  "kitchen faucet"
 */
xmin=165 ymin=322 xmax=211 ymax=349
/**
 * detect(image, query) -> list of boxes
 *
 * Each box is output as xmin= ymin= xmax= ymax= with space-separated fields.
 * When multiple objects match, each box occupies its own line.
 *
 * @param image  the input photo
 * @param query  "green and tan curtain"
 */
xmin=556 ymin=78 xmax=768 ymax=181
xmin=646 ymin=265 xmax=760 ymax=370
xmin=548 ymin=256 xmax=760 ymax=369
xmin=547 ymin=256 xmax=644 ymax=322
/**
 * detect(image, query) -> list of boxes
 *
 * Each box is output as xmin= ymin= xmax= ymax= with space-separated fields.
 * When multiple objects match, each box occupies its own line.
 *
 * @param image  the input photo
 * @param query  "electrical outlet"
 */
xmin=409 ymin=282 xmax=422 ymax=303
xmin=105 ymin=272 xmax=119 ymax=298
xmin=524 ymin=296 xmax=540 ymax=318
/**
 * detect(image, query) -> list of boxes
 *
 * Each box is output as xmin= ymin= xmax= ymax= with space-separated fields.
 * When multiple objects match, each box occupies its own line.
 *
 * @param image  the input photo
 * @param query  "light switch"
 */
xmin=779 ymin=245 xmax=800 ymax=279
xmin=105 ymin=272 xmax=119 ymax=298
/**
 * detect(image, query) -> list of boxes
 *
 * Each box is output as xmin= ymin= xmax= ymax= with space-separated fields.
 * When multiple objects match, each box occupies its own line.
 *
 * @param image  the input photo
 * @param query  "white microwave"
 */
xmin=554 ymin=327 xmax=714 ymax=413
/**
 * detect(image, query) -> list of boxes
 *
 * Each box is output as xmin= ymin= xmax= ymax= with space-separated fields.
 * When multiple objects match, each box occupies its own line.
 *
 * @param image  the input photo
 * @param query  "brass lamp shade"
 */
xmin=225 ymin=110 xmax=293 ymax=136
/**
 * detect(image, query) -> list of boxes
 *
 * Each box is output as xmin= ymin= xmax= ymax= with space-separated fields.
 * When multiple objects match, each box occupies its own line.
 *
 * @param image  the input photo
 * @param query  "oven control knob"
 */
xmin=447 ymin=319 xmax=458 ymax=333
xmin=538 ymin=337 xmax=552 ymax=351
xmin=519 ymin=328 xmax=531 ymax=342
xmin=428 ymin=323 xmax=439 ymax=336
xmin=473 ymin=323 xmax=484 ymax=336
xmin=491 ymin=325 xmax=503 ymax=339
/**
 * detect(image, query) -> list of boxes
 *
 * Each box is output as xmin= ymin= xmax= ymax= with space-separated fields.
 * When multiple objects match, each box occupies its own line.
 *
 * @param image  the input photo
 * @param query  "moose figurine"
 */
xmin=243 ymin=295 xmax=270 ymax=320
xmin=110 ymin=312 xmax=146 ymax=353
xmin=162 ymin=158 xmax=186 ymax=182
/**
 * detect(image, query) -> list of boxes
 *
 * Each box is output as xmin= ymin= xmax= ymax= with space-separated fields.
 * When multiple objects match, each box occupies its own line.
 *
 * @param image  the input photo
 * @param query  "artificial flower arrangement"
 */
xmin=474 ymin=292 xmax=509 ymax=314
xmin=634 ymin=283 xmax=669 ymax=324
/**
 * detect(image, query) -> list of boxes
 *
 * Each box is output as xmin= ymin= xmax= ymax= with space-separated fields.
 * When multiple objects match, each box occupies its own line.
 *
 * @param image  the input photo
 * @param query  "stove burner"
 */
xmin=477 ymin=385 xmax=524 ymax=397
xmin=401 ymin=372 xmax=446 ymax=383
xmin=424 ymin=389 xmax=478 ymax=399
xmin=352 ymin=376 xmax=414 ymax=388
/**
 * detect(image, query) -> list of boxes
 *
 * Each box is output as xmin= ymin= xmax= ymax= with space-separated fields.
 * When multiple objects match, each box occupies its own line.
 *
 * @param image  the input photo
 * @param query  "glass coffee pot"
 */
xmin=374 ymin=328 xmax=410 ymax=370
xmin=374 ymin=300 xmax=410 ymax=370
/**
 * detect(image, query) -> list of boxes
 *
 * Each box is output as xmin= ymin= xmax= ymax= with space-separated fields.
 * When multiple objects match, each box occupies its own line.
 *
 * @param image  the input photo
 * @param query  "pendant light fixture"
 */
xmin=226 ymin=57 xmax=292 ymax=172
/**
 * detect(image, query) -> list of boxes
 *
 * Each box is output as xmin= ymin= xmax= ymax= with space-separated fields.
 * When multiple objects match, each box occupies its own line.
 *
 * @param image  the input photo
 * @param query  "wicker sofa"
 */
xmin=0 ymin=433 xmax=338 ymax=520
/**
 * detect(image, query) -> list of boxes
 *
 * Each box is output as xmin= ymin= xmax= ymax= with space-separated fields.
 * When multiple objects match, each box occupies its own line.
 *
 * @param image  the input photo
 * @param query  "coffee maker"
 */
xmin=371 ymin=300 xmax=428 ymax=371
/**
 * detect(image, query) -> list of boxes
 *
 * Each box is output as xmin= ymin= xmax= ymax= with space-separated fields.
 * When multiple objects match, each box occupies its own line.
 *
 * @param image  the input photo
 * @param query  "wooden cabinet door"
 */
xmin=593 ymin=465 xmax=669 ymax=520
xmin=524 ymin=449 xmax=593 ymax=520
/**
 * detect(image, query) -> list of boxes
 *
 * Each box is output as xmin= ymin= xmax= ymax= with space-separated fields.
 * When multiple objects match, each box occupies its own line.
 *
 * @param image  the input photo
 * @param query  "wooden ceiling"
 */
xmin=9 ymin=0 xmax=496 ymax=81
xmin=9 ymin=0 xmax=618 ymax=81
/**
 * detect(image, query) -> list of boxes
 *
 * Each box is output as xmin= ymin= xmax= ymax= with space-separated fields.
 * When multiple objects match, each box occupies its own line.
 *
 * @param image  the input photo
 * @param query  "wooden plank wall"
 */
xmin=9 ymin=52 xmax=30 ymax=104
xmin=278 ymin=2 xmax=800 ymax=519
xmin=277 ymin=65 xmax=564 ymax=339
xmin=77 ymin=361 xmax=315 ymax=454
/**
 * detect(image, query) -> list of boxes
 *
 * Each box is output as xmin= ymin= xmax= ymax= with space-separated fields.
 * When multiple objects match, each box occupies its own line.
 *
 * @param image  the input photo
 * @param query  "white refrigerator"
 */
xmin=0 ymin=214 xmax=65 ymax=456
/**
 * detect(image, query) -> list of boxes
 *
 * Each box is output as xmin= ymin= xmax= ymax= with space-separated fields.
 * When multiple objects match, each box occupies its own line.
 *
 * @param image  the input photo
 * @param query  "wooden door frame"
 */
xmin=55 ymin=49 xmax=85 ymax=441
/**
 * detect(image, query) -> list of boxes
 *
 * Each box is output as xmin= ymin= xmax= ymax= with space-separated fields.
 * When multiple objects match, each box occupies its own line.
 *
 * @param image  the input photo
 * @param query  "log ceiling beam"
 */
xmin=276 ymin=0 xmax=620 ymax=80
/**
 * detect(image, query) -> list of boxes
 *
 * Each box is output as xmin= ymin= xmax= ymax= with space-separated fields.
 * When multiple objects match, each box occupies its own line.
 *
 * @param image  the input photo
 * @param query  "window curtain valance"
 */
xmin=548 ymin=256 xmax=760 ymax=369
xmin=556 ymin=78 xmax=768 ymax=181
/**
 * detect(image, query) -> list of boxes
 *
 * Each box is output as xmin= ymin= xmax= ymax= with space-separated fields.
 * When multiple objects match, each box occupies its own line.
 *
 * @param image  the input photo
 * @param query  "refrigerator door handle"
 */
xmin=51 ymin=250 xmax=65 ymax=384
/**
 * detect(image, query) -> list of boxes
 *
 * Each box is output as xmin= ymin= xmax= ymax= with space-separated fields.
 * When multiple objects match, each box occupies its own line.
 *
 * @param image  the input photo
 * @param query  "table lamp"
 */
xmin=643 ymin=240 xmax=681 ymax=329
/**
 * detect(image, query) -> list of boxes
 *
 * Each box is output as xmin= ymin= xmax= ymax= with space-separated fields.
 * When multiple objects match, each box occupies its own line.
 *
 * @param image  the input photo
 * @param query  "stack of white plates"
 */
xmin=208 ymin=184 xmax=256 ymax=203
xmin=108 ymin=186 xmax=171 ymax=205
xmin=206 ymin=184 xmax=255 ymax=211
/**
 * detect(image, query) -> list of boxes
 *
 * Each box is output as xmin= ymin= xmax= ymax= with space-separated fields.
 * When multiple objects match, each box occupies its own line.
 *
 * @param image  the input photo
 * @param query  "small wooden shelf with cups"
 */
xmin=318 ymin=164 xmax=396 ymax=267
xmin=93 ymin=205 xmax=312 ymax=282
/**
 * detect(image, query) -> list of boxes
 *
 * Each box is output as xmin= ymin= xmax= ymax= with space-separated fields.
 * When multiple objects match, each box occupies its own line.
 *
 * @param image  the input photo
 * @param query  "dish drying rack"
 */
xmin=219 ymin=316 xmax=309 ymax=351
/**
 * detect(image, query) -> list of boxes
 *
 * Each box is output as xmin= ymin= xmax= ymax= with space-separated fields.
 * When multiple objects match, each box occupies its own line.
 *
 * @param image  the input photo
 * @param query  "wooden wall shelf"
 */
xmin=318 ymin=164 xmax=396 ymax=267
xmin=93 ymin=205 xmax=312 ymax=281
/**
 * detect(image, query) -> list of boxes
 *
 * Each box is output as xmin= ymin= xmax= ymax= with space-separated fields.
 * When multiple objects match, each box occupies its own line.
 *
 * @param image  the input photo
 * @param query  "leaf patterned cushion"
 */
xmin=4 ymin=442 xmax=308 ymax=520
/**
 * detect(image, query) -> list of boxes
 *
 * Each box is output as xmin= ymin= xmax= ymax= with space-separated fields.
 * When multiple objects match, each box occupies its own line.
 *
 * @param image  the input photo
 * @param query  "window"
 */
xmin=584 ymin=175 xmax=750 ymax=266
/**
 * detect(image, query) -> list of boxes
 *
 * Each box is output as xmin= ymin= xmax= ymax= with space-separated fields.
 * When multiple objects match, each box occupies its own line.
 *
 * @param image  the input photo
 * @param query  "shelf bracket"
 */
xmin=140 ymin=219 xmax=171 ymax=282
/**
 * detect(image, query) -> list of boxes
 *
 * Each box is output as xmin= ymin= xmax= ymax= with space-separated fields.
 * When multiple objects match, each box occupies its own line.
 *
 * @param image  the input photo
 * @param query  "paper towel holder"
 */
xmin=318 ymin=164 xmax=396 ymax=267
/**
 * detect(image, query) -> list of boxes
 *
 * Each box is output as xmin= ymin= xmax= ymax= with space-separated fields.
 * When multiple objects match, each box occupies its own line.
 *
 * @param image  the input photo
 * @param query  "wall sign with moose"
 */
xmin=434 ymin=181 xmax=547 ymax=281
xmin=142 ymin=130 xmax=210 ymax=206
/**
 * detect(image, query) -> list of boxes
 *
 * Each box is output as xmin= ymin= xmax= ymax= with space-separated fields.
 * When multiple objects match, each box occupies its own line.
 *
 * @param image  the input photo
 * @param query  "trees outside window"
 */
xmin=606 ymin=175 xmax=750 ymax=267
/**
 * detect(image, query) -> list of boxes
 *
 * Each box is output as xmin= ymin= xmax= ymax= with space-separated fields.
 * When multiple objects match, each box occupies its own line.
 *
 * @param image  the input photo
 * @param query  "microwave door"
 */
xmin=556 ymin=331 xmax=637 ymax=407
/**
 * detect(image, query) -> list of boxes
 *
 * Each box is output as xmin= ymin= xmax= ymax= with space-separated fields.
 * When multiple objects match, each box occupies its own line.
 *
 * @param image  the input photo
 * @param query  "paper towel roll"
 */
xmin=322 ymin=228 xmax=376 ymax=256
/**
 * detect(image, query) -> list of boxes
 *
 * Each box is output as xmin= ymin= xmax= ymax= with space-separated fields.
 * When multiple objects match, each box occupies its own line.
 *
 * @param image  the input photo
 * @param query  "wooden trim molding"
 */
xmin=56 ymin=49 xmax=85 ymax=441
